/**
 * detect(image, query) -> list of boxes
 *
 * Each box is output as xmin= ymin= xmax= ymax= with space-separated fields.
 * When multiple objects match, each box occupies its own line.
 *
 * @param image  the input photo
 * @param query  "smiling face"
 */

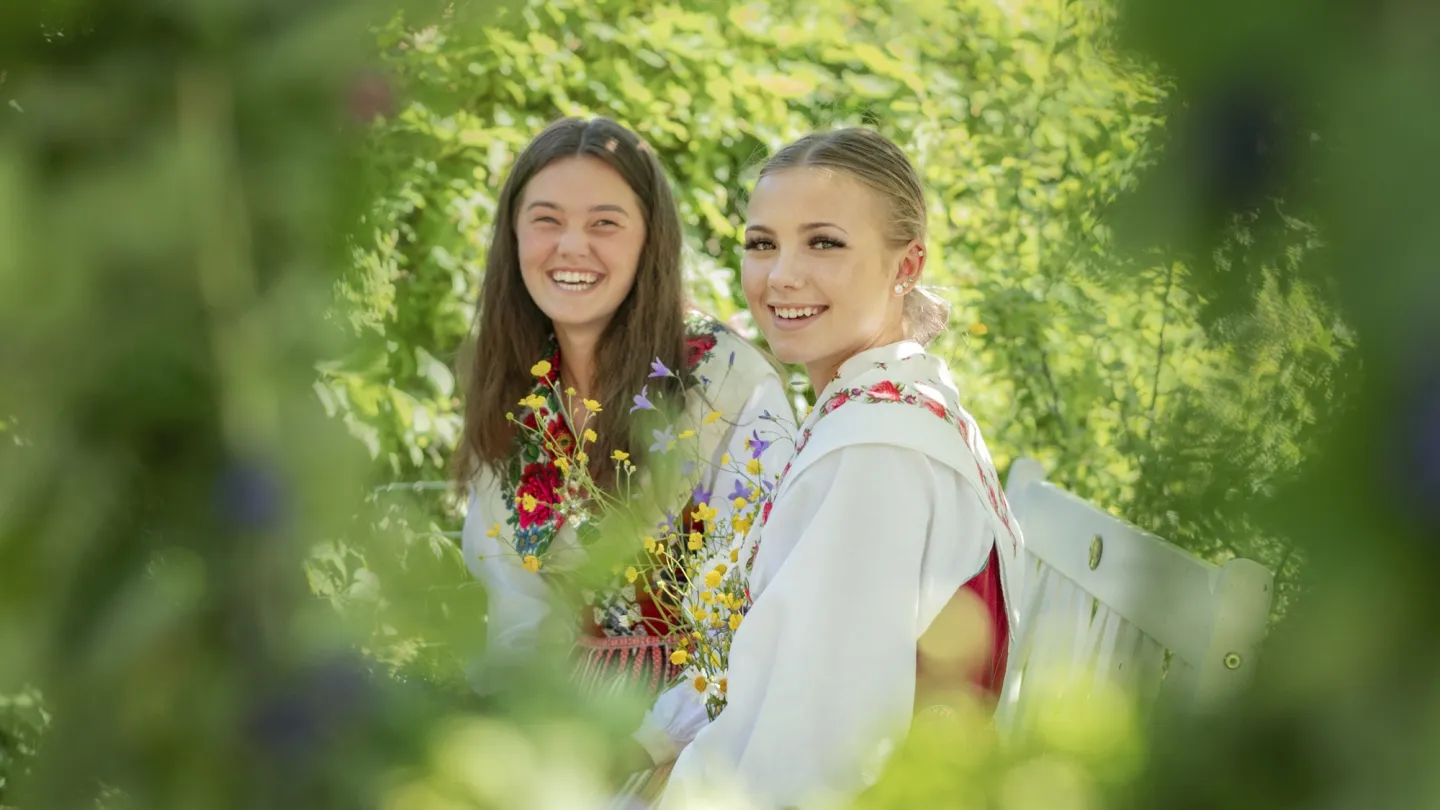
xmin=742 ymin=166 xmax=921 ymax=386
xmin=516 ymin=156 xmax=647 ymax=338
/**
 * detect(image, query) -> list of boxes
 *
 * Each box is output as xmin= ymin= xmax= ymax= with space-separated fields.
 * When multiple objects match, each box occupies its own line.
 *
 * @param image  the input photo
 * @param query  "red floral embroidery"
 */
xmin=545 ymin=416 xmax=575 ymax=455
xmin=685 ymin=333 xmax=718 ymax=368
xmin=747 ymin=369 xmax=1022 ymax=579
xmin=762 ymin=501 xmax=773 ymax=524
xmin=515 ymin=462 xmax=564 ymax=529
xmin=867 ymin=380 xmax=903 ymax=401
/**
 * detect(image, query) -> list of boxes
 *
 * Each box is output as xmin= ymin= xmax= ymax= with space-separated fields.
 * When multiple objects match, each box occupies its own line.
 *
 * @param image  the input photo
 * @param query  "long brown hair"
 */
xmin=454 ymin=117 xmax=687 ymax=487
xmin=760 ymin=128 xmax=950 ymax=344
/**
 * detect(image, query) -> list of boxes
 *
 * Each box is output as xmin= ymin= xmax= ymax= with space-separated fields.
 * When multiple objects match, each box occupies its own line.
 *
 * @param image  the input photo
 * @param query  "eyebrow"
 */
xmin=525 ymin=201 xmax=631 ymax=216
xmin=744 ymin=222 xmax=850 ymax=234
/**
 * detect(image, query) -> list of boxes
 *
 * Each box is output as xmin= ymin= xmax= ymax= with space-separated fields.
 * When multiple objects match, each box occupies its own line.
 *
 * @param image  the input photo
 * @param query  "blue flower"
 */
xmin=692 ymin=483 xmax=713 ymax=508
xmin=748 ymin=430 xmax=772 ymax=459
xmin=727 ymin=478 xmax=750 ymax=502
xmin=631 ymin=385 xmax=654 ymax=413
xmin=649 ymin=358 xmax=671 ymax=378
xmin=650 ymin=425 xmax=676 ymax=454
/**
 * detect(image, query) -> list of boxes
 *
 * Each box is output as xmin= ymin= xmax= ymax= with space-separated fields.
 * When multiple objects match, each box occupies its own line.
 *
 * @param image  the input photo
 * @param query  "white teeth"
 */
xmin=775 ymin=306 xmax=824 ymax=319
xmin=552 ymin=270 xmax=600 ymax=285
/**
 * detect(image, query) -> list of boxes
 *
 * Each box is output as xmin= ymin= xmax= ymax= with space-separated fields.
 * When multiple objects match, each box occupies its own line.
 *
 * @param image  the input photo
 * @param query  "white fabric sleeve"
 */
xmin=460 ymin=479 xmax=555 ymax=695
xmin=660 ymin=445 xmax=992 ymax=810
xmin=632 ymin=675 xmax=711 ymax=765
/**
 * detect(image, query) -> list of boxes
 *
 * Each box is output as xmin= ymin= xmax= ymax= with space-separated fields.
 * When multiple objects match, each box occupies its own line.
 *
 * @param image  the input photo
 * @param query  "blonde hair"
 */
xmin=758 ymin=128 xmax=950 ymax=345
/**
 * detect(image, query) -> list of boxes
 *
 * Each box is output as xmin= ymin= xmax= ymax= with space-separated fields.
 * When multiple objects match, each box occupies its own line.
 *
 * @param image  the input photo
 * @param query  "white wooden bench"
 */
xmin=994 ymin=458 xmax=1273 ymax=738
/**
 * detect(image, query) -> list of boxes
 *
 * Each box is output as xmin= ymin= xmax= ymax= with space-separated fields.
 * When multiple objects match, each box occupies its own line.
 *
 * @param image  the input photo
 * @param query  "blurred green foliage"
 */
xmin=6 ymin=0 xmax=1426 ymax=806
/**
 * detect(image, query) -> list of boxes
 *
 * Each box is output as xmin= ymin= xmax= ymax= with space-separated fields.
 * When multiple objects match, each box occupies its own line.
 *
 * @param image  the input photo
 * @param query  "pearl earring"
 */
xmin=894 ymin=284 xmax=906 ymax=294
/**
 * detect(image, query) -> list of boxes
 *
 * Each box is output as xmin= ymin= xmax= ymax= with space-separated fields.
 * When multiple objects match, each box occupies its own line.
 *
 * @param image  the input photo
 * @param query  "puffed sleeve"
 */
xmin=460 ymin=472 xmax=556 ymax=695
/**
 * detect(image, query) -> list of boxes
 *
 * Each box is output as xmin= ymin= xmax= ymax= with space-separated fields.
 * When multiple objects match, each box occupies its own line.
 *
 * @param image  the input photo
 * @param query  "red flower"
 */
xmin=922 ymin=397 xmax=948 ymax=420
xmin=824 ymin=393 xmax=850 ymax=414
xmin=867 ymin=380 xmax=903 ymax=401
xmin=685 ymin=333 xmax=718 ymax=368
xmin=761 ymin=500 xmax=773 ymax=525
xmin=516 ymin=462 xmax=564 ymax=529
xmin=545 ymin=416 xmax=575 ymax=455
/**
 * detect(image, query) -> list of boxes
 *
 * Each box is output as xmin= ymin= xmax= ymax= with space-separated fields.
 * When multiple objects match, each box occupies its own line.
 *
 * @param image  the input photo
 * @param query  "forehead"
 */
xmin=748 ymin=167 xmax=881 ymax=226
xmin=520 ymin=155 xmax=639 ymax=210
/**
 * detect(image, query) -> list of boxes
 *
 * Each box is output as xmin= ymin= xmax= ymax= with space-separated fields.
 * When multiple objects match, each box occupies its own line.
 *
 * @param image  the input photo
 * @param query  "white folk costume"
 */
xmin=657 ymin=340 xmax=1025 ymax=810
xmin=462 ymin=312 xmax=795 ymax=709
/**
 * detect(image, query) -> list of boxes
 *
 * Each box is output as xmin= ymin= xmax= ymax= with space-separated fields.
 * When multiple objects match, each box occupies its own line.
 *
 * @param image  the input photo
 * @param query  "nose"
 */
xmin=768 ymin=248 xmax=804 ymax=291
xmin=557 ymin=225 xmax=589 ymax=259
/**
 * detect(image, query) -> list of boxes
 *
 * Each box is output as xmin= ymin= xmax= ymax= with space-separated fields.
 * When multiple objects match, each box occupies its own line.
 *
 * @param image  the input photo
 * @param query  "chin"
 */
xmin=542 ymin=302 xmax=622 ymax=332
xmin=764 ymin=335 xmax=814 ymax=367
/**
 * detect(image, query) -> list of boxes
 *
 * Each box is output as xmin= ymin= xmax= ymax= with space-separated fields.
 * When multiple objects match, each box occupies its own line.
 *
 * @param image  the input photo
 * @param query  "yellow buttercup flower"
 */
xmin=575 ymin=452 xmax=589 ymax=465
xmin=713 ymin=563 xmax=728 ymax=575
xmin=583 ymin=428 xmax=598 ymax=443
xmin=729 ymin=548 xmax=739 ymax=563
xmin=687 ymin=532 xmax=703 ymax=550
xmin=969 ymin=321 xmax=989 ymax=336
xmin=749 ymin=487 xmax=761 ymax=501
xmin=486 ymin=523 xmax=500 ymax=538
xmin=720 ymin=453 xmax=731 ymax=466
xmin=565 ymin=386 xmax=577 ymax=396
xmin=733 ymin=496 xmax=748 ymax=510
xmin=704 ymin=570 xmax=723 ymax=589
xmin=670 ymin=649 xmax=689 ymax=666
xmin=583 ymin=398 xmax=602 ymax=412
xmin=733 ymin=516 xmax=752 ymax=535
xmin=554 ymin=457 xmax=570 ymax=475
xmin=746 ymin=458 xmax=763 ymax=475
xmin=530 ymin=360 xmax=552 ymax=377
xmin=729 ymin=613 xmax=743 ymax=631
xmin=522 ymin=555 xmax=541 ymax=573
xmin=678 ymin=429 xmax=696 ymax=439
xmin=643 ymin=535 xmax=658 ymax=553
xmin=625 ymin=566 xmax=639 ymax=584
xmin=700 ymin=590 xmax=714 ymax=603
xmin=693 ymin=675 xmax=708 ymax=693
xmin=520 ymin=493 xmax=538 ymax=513
xmin=692 ymin=502 xmax=718 ymax=523
xmin=704 ymin=410 xmax=723 ymax=424
xmin=612 ymin=449 xmax=630 ymax=461
xmin=519 ymin=394 xmax=547 ymax=410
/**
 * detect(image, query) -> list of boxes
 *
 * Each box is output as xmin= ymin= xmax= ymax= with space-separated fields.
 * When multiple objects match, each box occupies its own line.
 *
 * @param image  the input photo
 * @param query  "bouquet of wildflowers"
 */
xmin=647 ymin=432 xmax=782 ymax=719
xmin=481 ymin=333 xmax=785 ymax=644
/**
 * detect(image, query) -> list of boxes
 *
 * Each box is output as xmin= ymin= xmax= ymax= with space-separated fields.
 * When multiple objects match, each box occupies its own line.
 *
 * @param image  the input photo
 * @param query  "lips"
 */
xmin=549 ymin=268 xmax=602 ymax=291
xmin=771 ymin=305 xmax=828 ymax=320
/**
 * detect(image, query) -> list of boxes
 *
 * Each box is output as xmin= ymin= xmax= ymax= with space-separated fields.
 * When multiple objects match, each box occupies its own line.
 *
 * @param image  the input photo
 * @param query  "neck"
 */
xmin=555 ymin=324 xmax=601 ymax=399
xmin=805 ymin=323 xmax=907 ymax=393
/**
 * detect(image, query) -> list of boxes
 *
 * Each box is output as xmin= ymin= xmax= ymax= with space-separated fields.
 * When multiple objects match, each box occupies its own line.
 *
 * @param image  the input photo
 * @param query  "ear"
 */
xmin=891 ymin=241 xmax=926 ymax=296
